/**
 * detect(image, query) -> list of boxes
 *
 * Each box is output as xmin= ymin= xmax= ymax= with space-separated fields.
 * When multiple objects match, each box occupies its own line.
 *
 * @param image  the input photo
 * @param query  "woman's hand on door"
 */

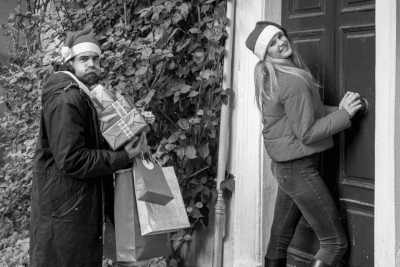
xmin=339 ymin=91 xmax=362 ymax=118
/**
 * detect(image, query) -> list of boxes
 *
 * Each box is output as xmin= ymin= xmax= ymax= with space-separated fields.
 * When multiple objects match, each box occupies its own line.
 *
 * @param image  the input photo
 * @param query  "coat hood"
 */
xmin=42 ymin=72 xmax=78 ymax=105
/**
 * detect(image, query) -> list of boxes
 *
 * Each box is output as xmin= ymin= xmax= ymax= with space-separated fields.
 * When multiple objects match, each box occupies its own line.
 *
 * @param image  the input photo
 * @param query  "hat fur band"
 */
xmin=254 ymin=25 xmax=283 ymax=60
xmin=62 ymin=42 xmax=101 ymax=61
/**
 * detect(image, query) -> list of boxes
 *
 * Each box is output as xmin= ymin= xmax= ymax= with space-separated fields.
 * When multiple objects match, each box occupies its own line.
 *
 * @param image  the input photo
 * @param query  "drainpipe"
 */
xmin=213 ymin=0 xmax=235 ymax=266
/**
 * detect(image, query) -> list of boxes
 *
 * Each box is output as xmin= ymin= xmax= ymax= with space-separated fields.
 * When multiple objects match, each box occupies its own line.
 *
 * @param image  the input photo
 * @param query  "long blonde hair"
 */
xmin=254 ymin=48 xmax=321 ymax=111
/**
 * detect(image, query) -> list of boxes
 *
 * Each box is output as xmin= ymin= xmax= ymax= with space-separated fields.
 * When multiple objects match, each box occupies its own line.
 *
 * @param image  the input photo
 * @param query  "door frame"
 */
xmin=375 ymin=0 xmax=400 ymax=266
xmin=231 ymin=0 xmax=400 ymax=266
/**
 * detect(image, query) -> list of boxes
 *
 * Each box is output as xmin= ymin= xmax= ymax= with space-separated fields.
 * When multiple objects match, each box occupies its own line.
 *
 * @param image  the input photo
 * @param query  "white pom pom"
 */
xmin=61 ymin=46 xmax=71 ymax=59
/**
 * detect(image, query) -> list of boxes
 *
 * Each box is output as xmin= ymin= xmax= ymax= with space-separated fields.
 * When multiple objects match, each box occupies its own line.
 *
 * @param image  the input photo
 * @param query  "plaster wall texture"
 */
xmin=375 ymin=0 xmax=400 ymax=266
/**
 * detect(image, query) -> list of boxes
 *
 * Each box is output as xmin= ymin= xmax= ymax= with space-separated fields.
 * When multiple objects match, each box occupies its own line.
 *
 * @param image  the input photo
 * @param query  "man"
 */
xmin=29 ymin=28 xmax=145 ymax=267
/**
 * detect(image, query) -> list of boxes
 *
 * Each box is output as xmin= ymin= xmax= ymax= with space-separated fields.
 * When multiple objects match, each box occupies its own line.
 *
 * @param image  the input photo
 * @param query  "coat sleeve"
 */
xmin=324 ymin=105 xmax=338 ymax=115
xmin=281 ymin=78 xmax=351 ymax=145
xmin=43 ymin=89 xmax=130 ymax=179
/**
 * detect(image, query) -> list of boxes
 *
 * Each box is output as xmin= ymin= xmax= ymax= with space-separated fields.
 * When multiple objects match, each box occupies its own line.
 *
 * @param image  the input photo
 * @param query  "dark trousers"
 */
xmin=266 ymin=153 xmax=348 ymax=266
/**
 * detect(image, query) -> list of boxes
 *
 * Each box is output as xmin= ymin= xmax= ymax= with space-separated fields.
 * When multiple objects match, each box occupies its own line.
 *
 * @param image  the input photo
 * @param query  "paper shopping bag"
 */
xmin=134 ymin=157 xmax=174 ymax=206
xmin=134 ymin=166 xmax=190 ymax=236
xmin=114 ymin=168 xmax=171 ymax=262
xmin=98 ymin=97 xmax=135 ymax=132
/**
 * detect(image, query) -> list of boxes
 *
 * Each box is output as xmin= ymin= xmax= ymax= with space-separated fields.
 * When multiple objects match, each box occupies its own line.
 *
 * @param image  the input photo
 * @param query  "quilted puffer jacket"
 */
xmin=261 ymin=72 xmax=351 ymax=162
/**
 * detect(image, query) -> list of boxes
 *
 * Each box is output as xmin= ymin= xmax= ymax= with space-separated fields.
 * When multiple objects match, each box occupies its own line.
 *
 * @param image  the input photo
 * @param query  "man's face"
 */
xmin=69 ymin=51 xmax=100 ymax=87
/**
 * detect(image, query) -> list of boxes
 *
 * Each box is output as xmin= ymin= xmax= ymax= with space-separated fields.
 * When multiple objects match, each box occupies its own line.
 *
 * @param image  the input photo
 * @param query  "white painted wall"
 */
xmin=375 ymin=1 xmax=400 ymax=266
xmin=181 ymin=1 xmax=281 ymax=266
xmin=230 ymin=1 xmax=281 ymax=266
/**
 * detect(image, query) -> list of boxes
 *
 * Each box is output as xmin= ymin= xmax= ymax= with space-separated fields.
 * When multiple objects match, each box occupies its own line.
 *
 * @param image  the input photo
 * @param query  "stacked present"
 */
xmin=90 ymin=84 xmax=150 ymax=151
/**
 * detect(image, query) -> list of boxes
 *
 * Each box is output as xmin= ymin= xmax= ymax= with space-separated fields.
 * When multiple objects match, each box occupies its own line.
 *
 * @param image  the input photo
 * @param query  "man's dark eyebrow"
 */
xmin=77 ymin=55 xmax=99 ymax=60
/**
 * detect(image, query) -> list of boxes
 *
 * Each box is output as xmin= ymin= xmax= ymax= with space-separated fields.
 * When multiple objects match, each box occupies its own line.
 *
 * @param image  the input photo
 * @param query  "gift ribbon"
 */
xmin=112 ymin=101 xmax=127 ymax=118
xmin=99 ymin=100 xmax=128 ymax=123
xmin=118 ymin=119 xmax=135 ymax=139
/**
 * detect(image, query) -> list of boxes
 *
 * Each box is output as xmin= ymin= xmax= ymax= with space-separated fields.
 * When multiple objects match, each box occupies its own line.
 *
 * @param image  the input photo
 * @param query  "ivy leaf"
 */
xmin=220 ymin=177 xmax=235 ymax=192
xmin=177 ymin=118 xmax=190 ymax=130
xmin=172 ymin=236 xmax=183 ymax=251
xmin=172 ymin=13 xmax=183 ymax=24
xmin=176 ymin=148 xmax=185 ymax=160
xmin=136 ymin=66 xmax=148 ymax=76
xmin=155 ymin=28 xmax=169 ymax=48
xmin=178 ymin=3 xmax=190 ymax=18
xmin=195 ymin=202 xmax=203 ymax=208
xmin=192 ymin=52 xmax=205 ymax=64
xmin=201 ymin=5 xmax=210 ymax=14
xmin=184 ymin=145 xmax=197 ymax=159
xmin=173 ymin=94 xmax=180 ymax=103
xmin=188 ymin=91 xmax=199 ymax=97
xmin=177 ymin=38 xmax=191 ymax=52
xmin=197 ymin=143 xmax=209 ymax=159
xmin=167 ymin=133 xmax=179 ymax=143
xmin=200 ymin=69 xmax=212 ymax=79
xmin=124 ymin=66 xmax=135 ymax=76
xmin=165 ymin=143 xmax=175 ymax=151
xmin=190 ymin=207 xmax=204 ymax=218
xmin=189 ymin=28 xmax=202 ymax=34
xmin=180 ymin=85 xmax=192 ymax=94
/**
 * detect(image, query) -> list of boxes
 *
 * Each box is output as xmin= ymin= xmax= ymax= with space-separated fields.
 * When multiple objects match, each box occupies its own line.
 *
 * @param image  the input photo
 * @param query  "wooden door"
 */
xmin=281 ymin=1 xmax=375 ymax=266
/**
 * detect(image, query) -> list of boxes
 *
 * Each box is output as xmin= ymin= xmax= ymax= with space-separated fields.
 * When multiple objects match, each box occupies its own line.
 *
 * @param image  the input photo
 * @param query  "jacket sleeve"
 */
xmin=324 ymin=105 xmax=338 ymax=115
xmin=281 ymin=78 xmax=351 ymax=145
xmin=43 ymin=89 xmax=130 ymax=179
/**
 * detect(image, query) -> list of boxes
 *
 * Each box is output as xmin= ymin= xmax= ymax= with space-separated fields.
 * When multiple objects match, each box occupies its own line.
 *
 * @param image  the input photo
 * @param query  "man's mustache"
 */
xmin=86 ymin=68 xmax=100 ymax=74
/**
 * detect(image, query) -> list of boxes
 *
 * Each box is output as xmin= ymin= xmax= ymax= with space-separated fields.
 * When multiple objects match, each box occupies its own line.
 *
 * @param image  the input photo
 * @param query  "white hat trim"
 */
xmin=254 ymin=25 xmax=283 ymax=60
xmin=62 ymin=42 xmax=101 ymax=61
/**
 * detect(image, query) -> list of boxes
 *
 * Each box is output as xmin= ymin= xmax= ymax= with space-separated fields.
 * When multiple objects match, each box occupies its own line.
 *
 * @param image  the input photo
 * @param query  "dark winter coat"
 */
xmin=29 ymin=72 xmax=130 ymax=267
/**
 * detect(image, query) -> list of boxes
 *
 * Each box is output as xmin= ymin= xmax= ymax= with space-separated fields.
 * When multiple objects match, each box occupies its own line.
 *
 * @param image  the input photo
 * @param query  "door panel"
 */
xmin=337 ymin=3 xmax=375 ymax=267
xmin=288 ymin=0 xmax=324 ymax=18
xmin=281 ymin=1 xmax=375 ymax=266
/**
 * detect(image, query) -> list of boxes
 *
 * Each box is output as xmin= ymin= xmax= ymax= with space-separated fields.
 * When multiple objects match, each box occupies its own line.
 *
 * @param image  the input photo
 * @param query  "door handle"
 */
xmin=359 ymin=98 xmax=369 ymax=115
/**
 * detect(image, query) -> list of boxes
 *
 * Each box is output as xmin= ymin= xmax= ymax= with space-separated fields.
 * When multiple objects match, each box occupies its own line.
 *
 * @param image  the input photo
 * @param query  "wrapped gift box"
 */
xmin=98 ymin=97 xmax=135 ymax=132
xmin=103 ymin=109 xmax=151 ymax=151
xmin=91 ymin=84 xmax=116 ymax=112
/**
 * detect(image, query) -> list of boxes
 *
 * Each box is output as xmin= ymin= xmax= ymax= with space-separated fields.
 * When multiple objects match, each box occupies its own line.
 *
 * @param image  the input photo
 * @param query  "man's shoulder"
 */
xmin=42 ymin=72 xmax=82 ymax=104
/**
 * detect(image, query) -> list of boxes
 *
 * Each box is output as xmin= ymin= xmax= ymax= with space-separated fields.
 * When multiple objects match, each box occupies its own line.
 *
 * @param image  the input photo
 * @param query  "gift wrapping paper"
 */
xmin=98 ymin=97 xmax=135 ymax=132
xmin=102 ymin=109 xmax=151 ymax=150
xmin=91 ymin=84 xmax=116 ymax=112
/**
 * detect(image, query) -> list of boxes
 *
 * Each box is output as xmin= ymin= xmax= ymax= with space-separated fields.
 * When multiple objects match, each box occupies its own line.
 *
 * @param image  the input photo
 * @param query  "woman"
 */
xmin=245 ymin=22 xmax=362 ymax=267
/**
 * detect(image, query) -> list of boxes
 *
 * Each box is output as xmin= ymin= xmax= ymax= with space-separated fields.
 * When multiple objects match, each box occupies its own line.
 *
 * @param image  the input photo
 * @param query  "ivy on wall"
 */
xmin=0 ymin=0 xmax=234 ymax=266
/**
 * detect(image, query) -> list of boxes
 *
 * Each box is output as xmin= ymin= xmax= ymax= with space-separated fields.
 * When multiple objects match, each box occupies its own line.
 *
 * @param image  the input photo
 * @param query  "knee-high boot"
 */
xmin=264 ymin=257 xmax=287 ymax=267
xmin=308 ymin=259 xmax=331 ymax=267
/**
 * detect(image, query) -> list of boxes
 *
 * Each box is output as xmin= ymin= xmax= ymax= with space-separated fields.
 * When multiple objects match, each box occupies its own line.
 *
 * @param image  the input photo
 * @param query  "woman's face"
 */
xmin=266 ymin=32 xmax=292 ymax=59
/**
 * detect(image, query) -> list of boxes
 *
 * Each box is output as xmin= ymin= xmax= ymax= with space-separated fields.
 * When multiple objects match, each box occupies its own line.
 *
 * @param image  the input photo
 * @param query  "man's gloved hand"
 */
xmin=123 ymin=132 xmax=147 ymax=160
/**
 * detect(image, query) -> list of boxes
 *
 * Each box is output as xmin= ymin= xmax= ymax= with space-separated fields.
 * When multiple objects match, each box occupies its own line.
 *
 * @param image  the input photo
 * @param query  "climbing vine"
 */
xmin=0 ymin=0 xmax=233 ymax=266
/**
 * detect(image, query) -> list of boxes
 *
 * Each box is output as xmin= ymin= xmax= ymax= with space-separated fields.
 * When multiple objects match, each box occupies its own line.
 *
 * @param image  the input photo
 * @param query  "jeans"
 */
xmin=266 ymin=153 xmax=348 ymax=266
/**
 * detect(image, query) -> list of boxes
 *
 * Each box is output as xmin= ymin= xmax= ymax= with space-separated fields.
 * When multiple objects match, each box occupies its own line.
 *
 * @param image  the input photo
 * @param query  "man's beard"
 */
xmin=79 ymin=71 xmax=100 ymax=87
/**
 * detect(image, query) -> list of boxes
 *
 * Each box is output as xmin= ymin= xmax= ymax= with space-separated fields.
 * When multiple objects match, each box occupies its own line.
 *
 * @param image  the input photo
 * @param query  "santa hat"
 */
xmin=61 ymin=28 xmax=101 ymax=61
xmin=245 ymin=21 xmax=289 ymax=61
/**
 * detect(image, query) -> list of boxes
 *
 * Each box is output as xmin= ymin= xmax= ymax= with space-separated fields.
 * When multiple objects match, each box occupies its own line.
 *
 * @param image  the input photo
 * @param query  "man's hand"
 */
xmin=339 ymin=91 xmax=362 ymax=118
xmin=123 ymin=132 xmax=147 ymax=159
